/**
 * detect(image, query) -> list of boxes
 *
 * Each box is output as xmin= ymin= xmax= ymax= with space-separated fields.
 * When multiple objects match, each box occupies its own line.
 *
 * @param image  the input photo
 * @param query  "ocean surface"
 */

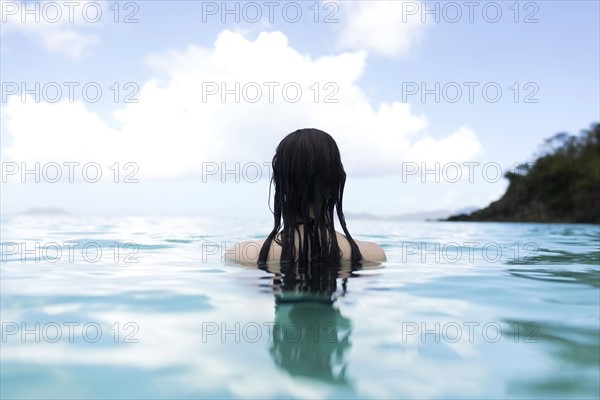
xmin=1 ymin=214 xmax=599 ymax=399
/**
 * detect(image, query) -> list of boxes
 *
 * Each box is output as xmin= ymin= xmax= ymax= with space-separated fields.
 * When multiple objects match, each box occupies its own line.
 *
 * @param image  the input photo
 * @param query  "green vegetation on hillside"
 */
xmin=447 ymin=123 xmax=600 ymax=223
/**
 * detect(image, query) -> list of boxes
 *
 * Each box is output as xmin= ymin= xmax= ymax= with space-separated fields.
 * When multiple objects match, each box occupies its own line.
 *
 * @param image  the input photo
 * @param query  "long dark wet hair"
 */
xmin=258 ymin=128 xmax=363 ymax=265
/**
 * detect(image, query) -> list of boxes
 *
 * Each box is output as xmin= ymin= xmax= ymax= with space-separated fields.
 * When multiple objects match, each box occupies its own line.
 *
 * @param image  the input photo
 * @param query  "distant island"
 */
xmin=446 ymin=123 xmax=599 ymax=224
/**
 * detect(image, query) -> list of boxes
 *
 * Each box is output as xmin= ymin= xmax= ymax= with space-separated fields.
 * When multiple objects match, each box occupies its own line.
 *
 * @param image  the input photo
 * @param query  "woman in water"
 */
xmin=228 ymin=128 xmax=386 ymax=265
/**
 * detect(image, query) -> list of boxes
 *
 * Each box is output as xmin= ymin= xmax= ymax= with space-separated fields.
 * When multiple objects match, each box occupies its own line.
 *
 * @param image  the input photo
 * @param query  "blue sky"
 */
xmin=1 ymin=0 xmax=599 ymax=218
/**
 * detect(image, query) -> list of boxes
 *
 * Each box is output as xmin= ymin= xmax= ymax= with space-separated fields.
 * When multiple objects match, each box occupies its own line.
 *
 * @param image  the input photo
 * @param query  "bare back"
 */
xmin=226 ymin=228 xmax=386 ymax=265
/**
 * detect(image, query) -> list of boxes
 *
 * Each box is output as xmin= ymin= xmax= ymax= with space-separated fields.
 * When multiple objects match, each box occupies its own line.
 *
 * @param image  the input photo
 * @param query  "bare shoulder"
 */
xmin=335 ymin=232 xmax=386 ymax=262
xmin=225 ymin=239 xmax=282 ymax=265
xmin=354 ymin=238 xmax=387 ymax=262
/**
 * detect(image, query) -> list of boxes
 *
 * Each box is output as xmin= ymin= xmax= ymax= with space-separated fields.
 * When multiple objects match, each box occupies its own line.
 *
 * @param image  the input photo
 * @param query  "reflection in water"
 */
xmin=262 ymin=262 xmax=358 ymax=385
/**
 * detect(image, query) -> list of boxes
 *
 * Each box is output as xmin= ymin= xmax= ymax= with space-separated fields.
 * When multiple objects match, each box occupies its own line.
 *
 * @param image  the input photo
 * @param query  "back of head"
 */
xmin=259 ymin=128 xmax=362 ymax=265
xmin=273 ymin=128 xmax=344 ymax=219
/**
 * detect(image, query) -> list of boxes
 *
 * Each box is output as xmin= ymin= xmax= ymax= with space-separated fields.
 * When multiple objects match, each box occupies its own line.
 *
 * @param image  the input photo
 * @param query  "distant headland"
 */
xmin=446 ymin=123 xmax=600 ymax=224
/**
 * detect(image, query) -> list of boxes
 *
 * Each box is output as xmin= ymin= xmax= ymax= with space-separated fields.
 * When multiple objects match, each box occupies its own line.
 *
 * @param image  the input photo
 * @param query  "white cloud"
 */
xmin=0 ymin=0 xmax=100 ymax=59
xmin=335 ymin=1 xmax=428 ymax=58
xmin=409 ymin=127 xmax=483 ymax=164
xmin=2 ymin=29 xmax=481 ymax=179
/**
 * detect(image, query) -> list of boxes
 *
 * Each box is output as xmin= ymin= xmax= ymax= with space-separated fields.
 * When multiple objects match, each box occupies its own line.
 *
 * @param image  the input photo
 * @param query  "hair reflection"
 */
xmin=265 ymin=261 xmax=355 ymax=385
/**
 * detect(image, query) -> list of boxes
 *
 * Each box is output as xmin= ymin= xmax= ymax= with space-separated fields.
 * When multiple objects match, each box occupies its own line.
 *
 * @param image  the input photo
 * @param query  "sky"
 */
xmin=1 ymin=0 xmax=599 ymax=219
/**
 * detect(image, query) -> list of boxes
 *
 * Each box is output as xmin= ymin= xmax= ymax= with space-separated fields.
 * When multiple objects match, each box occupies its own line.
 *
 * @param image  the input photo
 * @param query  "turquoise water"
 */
xmin=1 ymin=215 xmax=599 ymax=399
